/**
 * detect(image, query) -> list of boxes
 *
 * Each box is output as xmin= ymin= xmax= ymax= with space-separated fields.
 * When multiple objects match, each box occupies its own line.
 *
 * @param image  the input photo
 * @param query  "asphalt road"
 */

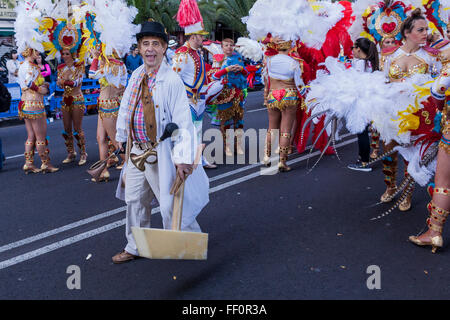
xmin=0 ymin=90 xmax=449 ymax=300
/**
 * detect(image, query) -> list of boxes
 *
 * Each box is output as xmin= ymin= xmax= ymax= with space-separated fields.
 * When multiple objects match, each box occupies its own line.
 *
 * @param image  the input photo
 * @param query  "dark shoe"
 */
xmin=347 ymin=161 xmax=372 ymax=172
xmin=112 ymin=250 xmax=137 ymax=264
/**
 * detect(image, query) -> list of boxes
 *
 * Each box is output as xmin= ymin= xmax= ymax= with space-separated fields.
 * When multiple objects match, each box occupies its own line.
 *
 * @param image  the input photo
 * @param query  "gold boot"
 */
xmin=62 ymin=131 xmax=76 ymax=164
xmin=262 ymin=129 xmax=273 ymax=166
xmin=23 ymin=151 xmax=41 ymax=174
xmin=23 ymin=141 xmax=41 ymax=174
xmin=380 ymin=156 xmax=397 ymax=202
xmin=278 ymin=146 xmax=291 ymax=172
xmin=409 ymin=201 xmax=448 ymax=253
xmin=91 ymin=169 xmax=110 ymax=183
xmin=37 ymin=140 xmax=59 ymax=174
xmin=278 ymin=132 xmax=292 ymax=172
xmin=74 ymin=130 xmax=88 ymax=166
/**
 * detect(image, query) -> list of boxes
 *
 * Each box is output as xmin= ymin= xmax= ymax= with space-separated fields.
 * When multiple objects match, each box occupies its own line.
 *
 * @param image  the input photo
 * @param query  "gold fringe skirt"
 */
xmin=217 ymin=99 xmax=244 ymax=121
xmin=266 ymin=88 xmax=300 ymax=111
xmin=98 ymin=98 xmax=120 ymax=119
xmin=61 ymin=94 xmax=85 ymax=113
xmin=19 ymin=100 xmax=46 ymax=120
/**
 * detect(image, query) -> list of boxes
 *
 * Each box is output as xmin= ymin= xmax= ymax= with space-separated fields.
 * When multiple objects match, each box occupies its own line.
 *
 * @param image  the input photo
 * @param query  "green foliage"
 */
xmin=126 ymin=0 xmax=179 ymax=32
xmin=216 ymin=0 xmax=257 ymax=36
xmin=127 ymin=0 xmax=258 ymax=36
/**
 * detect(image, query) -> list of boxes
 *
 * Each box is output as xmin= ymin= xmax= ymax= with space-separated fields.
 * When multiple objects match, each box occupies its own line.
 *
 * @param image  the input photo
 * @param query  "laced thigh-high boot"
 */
xmin=370 ymin=129 xmax=380 ymax=159
xmin=36 ymin=139 xmax=59 ymax=173
xmin=380 ymin=142 xmax=398 ymax=202
xmin=62 ymin=131 xmax=76 ymax=164
xmin=74 ymin=130 xmax=87 ymax=166
xmin=278 ymin=132 xmax=291 ymax=172
xmin=399 ymin=160 xmax=414 ymax=211
xmin=409 ymin=199 xmax=449 ymax=253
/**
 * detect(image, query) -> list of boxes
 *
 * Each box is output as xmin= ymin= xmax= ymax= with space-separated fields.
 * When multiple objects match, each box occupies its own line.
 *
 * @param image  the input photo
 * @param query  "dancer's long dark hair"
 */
xmin=354 ymin=38 xmax=379 ymax=72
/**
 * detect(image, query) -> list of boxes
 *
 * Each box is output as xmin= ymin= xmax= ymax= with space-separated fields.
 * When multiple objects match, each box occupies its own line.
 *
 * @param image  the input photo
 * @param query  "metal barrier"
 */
xmin=0 ymin=79 xmax=101 ymax=119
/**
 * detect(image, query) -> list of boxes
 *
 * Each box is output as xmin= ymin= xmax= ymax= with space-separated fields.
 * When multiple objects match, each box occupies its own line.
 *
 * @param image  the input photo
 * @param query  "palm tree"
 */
xmin=197 ymin=0 xmax=218 ymax=33
xmin=215 ymin=0 xmax=256 ymax=36
xmin=126 ymin=0 xmax=179 ymax=32
xmin=126 ymin=0 xmax=257 ymax=36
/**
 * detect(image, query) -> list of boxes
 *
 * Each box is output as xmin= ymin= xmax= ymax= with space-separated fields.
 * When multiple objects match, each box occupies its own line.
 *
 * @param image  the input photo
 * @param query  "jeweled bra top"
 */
xmin=384 ymin=47 xmax=438 ymax=81
xmin=389 ymin=61 xmax=428 ymax=80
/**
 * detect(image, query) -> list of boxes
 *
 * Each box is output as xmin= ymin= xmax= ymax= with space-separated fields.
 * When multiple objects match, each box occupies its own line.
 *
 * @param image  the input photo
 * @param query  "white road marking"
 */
xmin=0 ymin=137 xmax=356 ymax=270
xmin=247 ymin=107 xmax=267 ymax=113
xmin=5 ymin=154 xmax=24 ymax=160
xmin=0 ymin=220 xmax=126 ymax=270
xmin=0 ymin=133 xmax=355 ymax=253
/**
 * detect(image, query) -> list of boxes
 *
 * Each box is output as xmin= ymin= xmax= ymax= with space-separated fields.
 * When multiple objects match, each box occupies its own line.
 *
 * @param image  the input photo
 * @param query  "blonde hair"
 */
xmin=22 ymin=47 xmax=34 ymax=58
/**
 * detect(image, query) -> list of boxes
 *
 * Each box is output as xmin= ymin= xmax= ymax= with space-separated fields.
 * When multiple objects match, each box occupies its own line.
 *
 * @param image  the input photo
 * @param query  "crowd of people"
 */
xmin=3 ymin=0 xmax=450 ymax=264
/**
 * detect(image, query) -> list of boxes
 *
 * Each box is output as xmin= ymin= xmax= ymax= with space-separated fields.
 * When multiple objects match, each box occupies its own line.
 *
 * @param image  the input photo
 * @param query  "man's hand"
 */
xmin=170 ymin=164 xmax=193 ymax=195
xmin=176 ymin=163 xmax=193 ymax=181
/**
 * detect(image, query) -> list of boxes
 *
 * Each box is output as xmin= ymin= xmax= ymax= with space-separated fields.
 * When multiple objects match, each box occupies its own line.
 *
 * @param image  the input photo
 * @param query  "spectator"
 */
xmin=125 ymin=46 xmax=142 ymax=73
xmin=36 ymin=54 xmax=52 ymax=83
xmin=6 ymin=50 xmax=19 ymax=84
xmin=166 ymin=39 xmax=178 ymax=65
xmin=0 ymin=81 xmax=12 ymax=170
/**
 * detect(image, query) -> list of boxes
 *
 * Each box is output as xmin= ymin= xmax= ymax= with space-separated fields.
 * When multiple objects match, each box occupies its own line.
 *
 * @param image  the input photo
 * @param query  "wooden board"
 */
xmin=132 ymin=227 xmax=208 ymax=260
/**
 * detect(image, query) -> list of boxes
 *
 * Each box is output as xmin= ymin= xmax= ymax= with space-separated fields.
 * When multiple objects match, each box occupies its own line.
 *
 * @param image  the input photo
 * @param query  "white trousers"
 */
xmin=124 ymin=145 xmax=201 ymax=256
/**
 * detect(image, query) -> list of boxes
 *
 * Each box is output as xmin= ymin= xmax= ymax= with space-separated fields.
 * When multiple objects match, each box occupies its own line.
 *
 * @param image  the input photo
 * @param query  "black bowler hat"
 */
xmin=136 ymin=20 xmax=169 ymax=44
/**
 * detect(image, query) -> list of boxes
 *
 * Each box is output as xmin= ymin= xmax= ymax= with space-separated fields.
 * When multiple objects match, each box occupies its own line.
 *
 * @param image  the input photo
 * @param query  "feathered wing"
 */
xmin=306 ymin=57 xmax=431 ymax=145
xmin=235 ymin=38 xmax=264 ymax=62
xmin=244 ymin=0 xmax=348 ymax=48
xmin=90 ymin=0 xmax=139 ymax=58
xmin=14 ymin=0 xmax=46 ymax=54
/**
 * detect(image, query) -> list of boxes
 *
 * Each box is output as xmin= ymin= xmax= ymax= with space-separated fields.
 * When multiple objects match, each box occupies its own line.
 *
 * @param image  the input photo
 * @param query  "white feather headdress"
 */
xmin=89 ymin=0 xmax=139 ymax=58
xmin=244 ymin=0 xmax=346 ymax=49
xmin=14 ymin=0 xmax=46 ymax=54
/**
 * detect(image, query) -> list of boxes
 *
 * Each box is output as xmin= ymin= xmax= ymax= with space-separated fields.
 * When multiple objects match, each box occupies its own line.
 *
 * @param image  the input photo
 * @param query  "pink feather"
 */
xmin=176 ymin=0 xmax=203 ymax=27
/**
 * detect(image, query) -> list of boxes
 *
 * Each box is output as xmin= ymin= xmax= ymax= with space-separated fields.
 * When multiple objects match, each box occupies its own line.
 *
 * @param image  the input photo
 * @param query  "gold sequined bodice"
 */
xmin=388 ymin=61 xmax=428 ymax=80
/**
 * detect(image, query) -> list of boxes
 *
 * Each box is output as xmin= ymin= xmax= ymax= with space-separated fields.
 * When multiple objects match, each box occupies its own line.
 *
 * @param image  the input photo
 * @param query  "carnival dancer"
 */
xmin=14 ymin=1 xmax=58 ymax=174
xmin=112 ymin=21 xmax=209 ymax=263
xmin=245 ymin=0 xmax=355 ymax=169
xmin=305 ymin=6 xmax=443 ymax=215
xmin=84 ymin=0 xmax=138 ymax=181
xmin=369 ymin=37 xmax=398 ymax=159
xmin=173 ymin=0 xmax=222 ymax=169
xmin=18 ymin=48 xmax=59 ymax=174
xmin=262 ymin=36 xmax=307 ymax=172
xmin=89 ymin=48 xmax=127 ymax=181
xmin=37 ymin=1 xmax=93 ymax=166
xmin=408 ymin=56 xmax=450 ymax=253
xmin=408 ymin=1 xmax=450 ymax=252
xmin=209 ymin=38 xmax=248 ymax=156
xmin=347 ymin=38 xmax=379 ymax=172
xmin=57 ymin=48 xmax=87 ymax=166
xmin=379 ymin=9 xmax=441 ymax=211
